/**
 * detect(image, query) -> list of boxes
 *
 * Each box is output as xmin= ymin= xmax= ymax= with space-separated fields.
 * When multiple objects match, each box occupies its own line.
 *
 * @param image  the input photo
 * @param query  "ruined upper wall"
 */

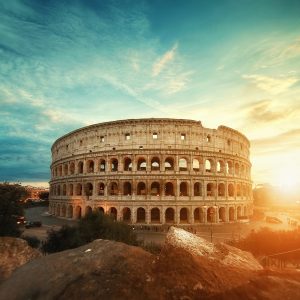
xmin=51 ymin=118 xmax=250 ymax=162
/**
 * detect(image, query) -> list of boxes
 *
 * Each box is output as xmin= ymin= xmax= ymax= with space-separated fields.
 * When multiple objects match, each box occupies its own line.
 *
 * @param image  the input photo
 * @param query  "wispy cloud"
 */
xmin=242 ymin=74 xmax=298 ymax=95
xmin=242 ymin=99 xmax=292 ymax=123
xmin=152 ymin=43 xmax=178 ymax=77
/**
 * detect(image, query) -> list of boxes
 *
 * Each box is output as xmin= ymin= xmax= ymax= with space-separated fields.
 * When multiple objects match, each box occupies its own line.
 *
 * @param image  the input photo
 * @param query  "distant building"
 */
xmin=24 ymin=186 xmax=49 ymax=201
xmin=49 ymin=118 xmax=253 ymax=225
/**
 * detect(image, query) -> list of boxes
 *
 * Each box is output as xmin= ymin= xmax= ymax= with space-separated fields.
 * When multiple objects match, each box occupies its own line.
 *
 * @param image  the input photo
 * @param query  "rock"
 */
xmin=0 ymin=239 xmax=153 ymax=300
xmin=0 ymin=237 xmax=41 ymax=283
xmin=1 ymin=228 xmax=299 ymax=300
xmin=165 ymin=227 xmax=263 ymax=271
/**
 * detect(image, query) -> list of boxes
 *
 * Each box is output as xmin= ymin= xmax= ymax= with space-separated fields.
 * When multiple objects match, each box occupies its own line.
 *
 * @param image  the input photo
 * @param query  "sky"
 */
xmin=0 ymin=0 xmax=300 ymax=191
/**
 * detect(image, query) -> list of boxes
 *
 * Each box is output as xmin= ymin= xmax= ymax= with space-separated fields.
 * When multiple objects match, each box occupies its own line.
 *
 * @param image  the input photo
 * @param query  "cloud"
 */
xmin=251 ymin=128 xmax=300 ymax=155
xmin=152 ymin=43 xmax=178 ymax=77
xmin=242 ymin=99 xmax=292 ymax=123
xmin=242 ymin=74 xmax=298 ymax=95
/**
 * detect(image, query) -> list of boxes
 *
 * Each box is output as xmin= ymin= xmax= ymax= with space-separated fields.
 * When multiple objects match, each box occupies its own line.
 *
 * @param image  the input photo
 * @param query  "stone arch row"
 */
xmin=52 ymin=155 xmax=250 ymax=178
xmin=50 ymin=180 xmax=252 ymax=199
xmin=49 ymin=204 xmax=251 ymax=224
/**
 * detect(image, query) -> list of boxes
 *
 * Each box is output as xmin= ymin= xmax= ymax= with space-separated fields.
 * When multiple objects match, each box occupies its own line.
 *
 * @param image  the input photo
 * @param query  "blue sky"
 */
xmin=1 ymin=0 xmax=300 ymax=189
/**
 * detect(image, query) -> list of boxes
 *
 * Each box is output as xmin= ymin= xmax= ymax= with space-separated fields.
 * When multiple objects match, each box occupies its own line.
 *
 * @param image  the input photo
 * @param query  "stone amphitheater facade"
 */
xmin=49 ymin=118 xmax=253 ymax=225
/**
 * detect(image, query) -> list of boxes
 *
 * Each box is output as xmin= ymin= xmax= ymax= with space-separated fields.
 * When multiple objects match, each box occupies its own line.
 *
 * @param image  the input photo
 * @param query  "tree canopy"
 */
xmin=0 ymin=183 xmax=28 ymax=236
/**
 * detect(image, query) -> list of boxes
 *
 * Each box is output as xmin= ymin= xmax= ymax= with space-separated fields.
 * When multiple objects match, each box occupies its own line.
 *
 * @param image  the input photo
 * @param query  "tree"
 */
xmin=0 ymin=183 xmax=28 ymax=237
xmin=42 ymin=211 xmax=139 ymax=253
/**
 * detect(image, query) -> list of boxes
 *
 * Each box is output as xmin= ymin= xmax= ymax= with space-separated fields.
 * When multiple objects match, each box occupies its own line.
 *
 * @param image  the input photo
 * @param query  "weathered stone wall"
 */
xmin=49 ymin=118 xmax=253 ymax=224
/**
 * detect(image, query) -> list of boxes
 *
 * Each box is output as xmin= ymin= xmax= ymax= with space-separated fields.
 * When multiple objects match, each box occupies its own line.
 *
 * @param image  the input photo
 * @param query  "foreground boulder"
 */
xmin=1 ymin=227 xmax=300 ymax=300
xmin=0 ymin=237 xmax=41 ymax=283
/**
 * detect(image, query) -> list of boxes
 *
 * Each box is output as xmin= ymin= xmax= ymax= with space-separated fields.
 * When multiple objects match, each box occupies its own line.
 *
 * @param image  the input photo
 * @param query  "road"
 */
xmin=22 ymin=206 xmax=299 ymax=244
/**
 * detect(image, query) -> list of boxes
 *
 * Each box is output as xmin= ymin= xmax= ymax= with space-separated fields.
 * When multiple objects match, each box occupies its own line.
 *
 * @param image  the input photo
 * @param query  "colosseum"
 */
xmin=49 ymin=118 xmax=253 ymax=226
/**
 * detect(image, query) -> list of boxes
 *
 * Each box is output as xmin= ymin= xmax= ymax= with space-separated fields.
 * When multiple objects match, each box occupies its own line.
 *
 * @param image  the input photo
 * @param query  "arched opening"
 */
xmin=194 ymin=208 xmax=200 ymax=223
xmin=180 ymin=182 xmax=188 ymax=196
xmin=76 ymin=183 xmax=82 ymax=196
xmin=237 ymin=184 xmax=241 ymax=197
xmin=207 ymin=207 xmax=215 ymax=223
xmin=235 ymin=163 xmax=240 ymax=175
xmin=136 ymin=207 xmax=145 ymax=223
xmin=165 ymin=208 xmax=174 ymax=223
xmin=229 ymin=207 xmax=235 ymax=221
xmin=151 ymin=157 xmax=160 ymax=171
xmin=205 ymin=159 xmax=213 ymax=172
xmin=70 ymin=162 xmax=75 ymax=174
xmin=111 ymin=159 xmax=118 ymax=172
xmin=165 ymin=182 xmax=174 ymax=196
xmin=98 ymin=182 xmax=105 ymax=196
xmin=219 ymin=207 xmax=226 ymax=222
xmin=226 ymin=161 xmax=233 ymax=175
xmin=124 ymin=158 xmax=132 ymax=171
xmin=150 ymin=182 xmax=160 ymax=196
xmin=75 ymin=206 xmax=82 ymax=219
xmin=85 ymin=206 xmax=92 ymax=216
xmin=87 ymin=160 xmax=94 ymax=173
xmin=228 ymin=183 xmax=234 ymax=197
xmin=62 ymin=184 xmax=66 ymax=196
xmin=99 ymin=159 xmax=106 ymax=172
xmin=241 ymin=165 xmax=245 ymax=176
xmin=164 ymin=157 xmax=174 ymax=171
xmin=61 ymin=205 xmax=66 ymax=217
xmin=122 ymin=207 xmax=131 ymax=222
xmin=237 ymin=206 xmax=242 ymax=218
xmin=57 ymin=185 xmax=61 ymax=196
xmin=64 ymin=164 xmax=68 ymax=176
xmin=69 ymin=184 xmax=73 ymax=196
xmin=59 ymin=165 xmax=62 ymax=176
xmin=194 ymin=182 xmax=202 ymax=196
xmin=137 ymin=158 xmax=147 ymax=171
xmin=218 ymin=183 xmax=225 ymax=196
xmin=217 ymin=161 xmax=224 ymax=173
xmin=109 ymin=207 xmax=117 ymax=220
xmin=123 ymin=182 xmax=132 ymax=195
xmin=78 ymin=161 xmax=84 ymax=174
xmin=206 ymin=183 xmax=214 ymax=196
xmin=110 ymin=182 xmax=118 ymax=195
xmin=206 ymin=134 xmax=211 ymax=142
xmin=137 ymin=182 xmax=146 ymax=195
xmin=180 ymin=208 xmax=188 ymax=223
xmin=151 ymin=208 xmax=160 ymax=223
xmin=192 ymin=159 xmax=200 ymax=171
xmin=97 ymin=207 xmax=105 ymax=214
xmin=179 ymin=158 xmax=188 ymax=171
xmin=85 ymin=182 xmax=93 ymax=196
xmin=67 ymin=205 xmax=73 ymax=218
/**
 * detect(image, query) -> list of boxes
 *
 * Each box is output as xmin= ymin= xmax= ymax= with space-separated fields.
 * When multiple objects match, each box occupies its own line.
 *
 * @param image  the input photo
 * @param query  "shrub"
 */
xmin=42 ymin=211 xmax=139 ymax=253
xmin=22 ymin=235 xmax=41 ymax=248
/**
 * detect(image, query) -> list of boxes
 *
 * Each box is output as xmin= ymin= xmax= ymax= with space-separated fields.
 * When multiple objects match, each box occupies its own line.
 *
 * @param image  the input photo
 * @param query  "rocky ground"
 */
xmin=0 ymin=227 xmax=299 ymax=300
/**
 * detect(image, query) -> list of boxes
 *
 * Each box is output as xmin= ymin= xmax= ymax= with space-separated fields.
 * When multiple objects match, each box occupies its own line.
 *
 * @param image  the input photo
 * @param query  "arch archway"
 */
xmin=151 ymin=208 xmax=160 ymax=223
xmin=136 ymin=207 xmax=146 ymax=223
xmin=122 ymin=207 xmax=131 ymax=222
xmin=219 ymin=207 xmax=226 ymax=222
xmin=180 ymin=208 xmax=188 ymax=223
xmin=180 ymin=182 xmax=188 ymax=196
xmin=75 ymin=206 xmax=82 ymax=219
xmin=165 ymin=208 xmax=175 ymax=223
xmin=137 ymin=182 xmax=146 ymax=195
xmin=164 ymin=157 xmax=174 ymax=171
xmin=109 ymin=207 xmax=117 ymax=220
xmin=151 ymin=157 xmax=160 ymax=171
xmin=123 ymin=182 xmax=132 ymax=195
xmin=165 ymin=182 xmax=174 ymax=196
xmin=150 ymin=182 xmax=160 ymax=196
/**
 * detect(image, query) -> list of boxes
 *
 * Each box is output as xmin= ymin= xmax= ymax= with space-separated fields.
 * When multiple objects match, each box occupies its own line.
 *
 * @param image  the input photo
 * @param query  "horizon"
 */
xmin=1 ymin=0 xmax=300 ymax=193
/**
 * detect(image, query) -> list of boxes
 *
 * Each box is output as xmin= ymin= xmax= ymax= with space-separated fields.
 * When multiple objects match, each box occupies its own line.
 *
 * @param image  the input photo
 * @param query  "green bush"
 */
xmin=0 ymin=183 xmax=27 ymax=237
xmin=42 ymin=211 xmax=139 ymax=253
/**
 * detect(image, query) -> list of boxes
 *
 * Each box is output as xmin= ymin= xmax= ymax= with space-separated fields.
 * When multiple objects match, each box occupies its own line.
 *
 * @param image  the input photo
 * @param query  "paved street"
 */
xmin=22 ymin=206 xmax=299 ymax=244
